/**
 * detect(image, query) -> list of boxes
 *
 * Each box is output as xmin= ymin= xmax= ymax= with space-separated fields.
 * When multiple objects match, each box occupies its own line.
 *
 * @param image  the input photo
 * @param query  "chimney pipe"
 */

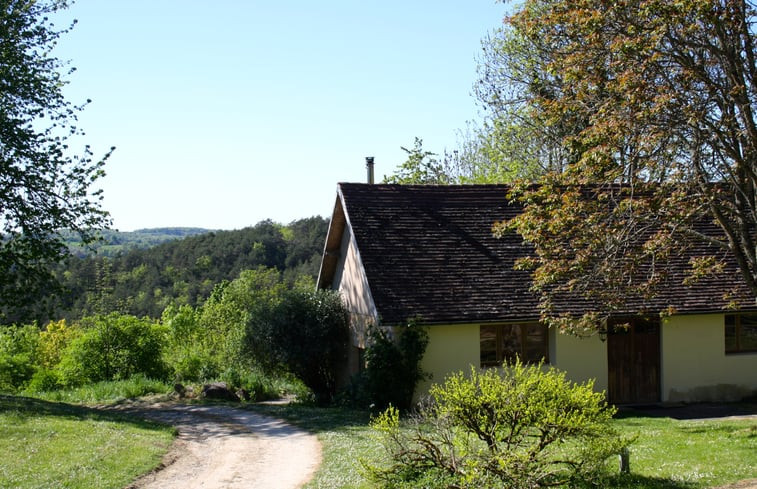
xmin=365 ymin=156 xmax=375 ymax=184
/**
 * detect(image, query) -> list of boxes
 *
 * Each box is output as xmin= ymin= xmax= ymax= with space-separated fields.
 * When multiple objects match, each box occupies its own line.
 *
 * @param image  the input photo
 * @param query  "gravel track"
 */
xmin=122 ymin=404 xmax=321 ymax=489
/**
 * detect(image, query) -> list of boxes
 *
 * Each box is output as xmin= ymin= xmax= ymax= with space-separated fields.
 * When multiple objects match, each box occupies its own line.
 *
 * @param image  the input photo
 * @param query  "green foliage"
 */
xmin=357 ymin=321 xmax=429 ymax=411
xmin=38 ymin=319 xmax=81 ymax=369
xmin=0 ymin=0 xmax=112 ymax=324
xmin=61 ymin=227 xmax=213 ymax=258
xmin=161 ymin=267 xmax=288 ymax=383
xmin=499 ymin=0 xmax=757 ymax=319
xmin=57 ymin=314 xmax=168 ymax=386
xmin=247 ymin=288 xmax=349 ymax=405
xmin=218 ymin=366 xmax=281 ymax=402
xmin=26 ymin=376 xmax=172 ymax=404
xmin=25 ymin=367 xmax=63 ymax=393
xmin=0 ymin=325 xmax=41 ymax=391
xmin=384 ymin=138 xmax=451 ymax=185
xmin=53 ymin=217 xmax=328 ymax=321
xmin=365 ymin=359 xmax=631 ymax=489
xmin=161 ymin=304 xmax=217 ymax=381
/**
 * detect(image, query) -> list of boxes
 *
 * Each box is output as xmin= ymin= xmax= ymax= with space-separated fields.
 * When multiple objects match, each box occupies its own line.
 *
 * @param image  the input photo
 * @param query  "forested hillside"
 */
xmin=61 ymin=228 xmax=214 ymax=257
xmin=54 ymin=217 xmax=329 ymax=320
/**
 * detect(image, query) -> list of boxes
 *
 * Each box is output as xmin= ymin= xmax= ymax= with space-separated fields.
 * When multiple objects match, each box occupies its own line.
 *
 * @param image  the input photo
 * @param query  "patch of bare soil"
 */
xmin=711 ymin=480 xmax=757 ymax=489
xmin=118 ymin=403 xmax=321 ymax=489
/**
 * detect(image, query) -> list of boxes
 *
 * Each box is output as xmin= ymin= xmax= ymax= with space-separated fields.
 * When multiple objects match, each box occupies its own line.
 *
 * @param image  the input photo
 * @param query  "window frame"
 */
xmin=480 ymin=322 xmax=549 ymax=368
xmin=725 ymin=314 xmax=757 ymax=354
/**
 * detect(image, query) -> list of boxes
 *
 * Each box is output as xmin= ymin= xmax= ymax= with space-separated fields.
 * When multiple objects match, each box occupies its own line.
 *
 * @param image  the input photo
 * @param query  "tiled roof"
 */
xmin=333 ymin=183 xmax=756 ymax=325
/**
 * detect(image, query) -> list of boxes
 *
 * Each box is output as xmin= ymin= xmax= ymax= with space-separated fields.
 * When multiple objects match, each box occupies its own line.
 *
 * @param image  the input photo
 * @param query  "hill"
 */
xmin=62 ymin=227 xmax=215 ymax=257
xmin=53 ymin=217 xmax=329 ymax=320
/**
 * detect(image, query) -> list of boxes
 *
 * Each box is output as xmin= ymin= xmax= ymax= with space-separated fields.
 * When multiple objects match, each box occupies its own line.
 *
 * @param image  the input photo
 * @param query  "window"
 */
xmin=725 ymin=314 xmax=757 ymax=354
xmin=480 ymin=323 xmax=548 ymax=367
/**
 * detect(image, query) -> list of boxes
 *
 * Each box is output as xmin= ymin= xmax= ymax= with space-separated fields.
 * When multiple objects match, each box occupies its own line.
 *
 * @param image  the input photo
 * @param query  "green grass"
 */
xmin=29 ymin=379 xmax=170 ymax=405
xmin=250 ymin=404 xmax=757 ymax=489
xmin=608 ymin=415 xmax=757 ymax=488
xmin=3 ymin=381 xmax=754 ymax=489
xmin=0 ymin=395 xmax=175 ymax=489
xmin=24 ymin=375 xmax=172 ymax=405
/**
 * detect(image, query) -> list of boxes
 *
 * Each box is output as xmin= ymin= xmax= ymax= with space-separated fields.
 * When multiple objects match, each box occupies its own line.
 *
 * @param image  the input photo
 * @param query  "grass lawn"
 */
xmin=0 ymin=395 xmax=175 ymax=489
xmin=610 ymin=414 xmax=757 ymax=488
xmin=1 ymin=389 xmax=753 ymax=489
xmin=251 ymin=403 xmax=757 ymax=489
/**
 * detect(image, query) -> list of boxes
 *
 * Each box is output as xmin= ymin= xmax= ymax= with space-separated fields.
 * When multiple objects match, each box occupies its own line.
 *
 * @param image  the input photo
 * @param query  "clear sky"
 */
xmin=52 ymin=1 xmax=507 ymax=231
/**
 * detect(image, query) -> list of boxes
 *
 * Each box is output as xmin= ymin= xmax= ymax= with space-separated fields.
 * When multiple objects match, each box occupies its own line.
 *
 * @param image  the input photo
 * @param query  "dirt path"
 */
xmin=122 ymin=404 xmax=321 ymax=489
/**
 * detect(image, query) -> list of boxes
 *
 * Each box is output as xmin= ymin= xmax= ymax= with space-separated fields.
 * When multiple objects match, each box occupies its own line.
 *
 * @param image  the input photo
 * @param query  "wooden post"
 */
xmin=619 ymin=446 xmax=630 ymax=474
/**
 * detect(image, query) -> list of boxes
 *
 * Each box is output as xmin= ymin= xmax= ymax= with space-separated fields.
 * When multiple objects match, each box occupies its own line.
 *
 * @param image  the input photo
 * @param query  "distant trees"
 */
xmin=52 ymin=217 xmax=328 ymax=321
xmin=383 ymin=138 xmax=452 ymax=185
xmin=0 ymin=0 xmax=112 ymax=323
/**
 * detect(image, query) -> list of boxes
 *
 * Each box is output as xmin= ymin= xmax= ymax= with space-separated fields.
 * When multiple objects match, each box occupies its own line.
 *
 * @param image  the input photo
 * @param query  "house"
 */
xmin=317 ymin=183 xmax=757 ymax=404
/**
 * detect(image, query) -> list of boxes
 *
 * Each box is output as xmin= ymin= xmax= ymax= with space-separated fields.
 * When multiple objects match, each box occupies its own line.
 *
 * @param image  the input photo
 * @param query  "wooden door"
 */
xmin=607 ymin=318 xmax=660 ymax=404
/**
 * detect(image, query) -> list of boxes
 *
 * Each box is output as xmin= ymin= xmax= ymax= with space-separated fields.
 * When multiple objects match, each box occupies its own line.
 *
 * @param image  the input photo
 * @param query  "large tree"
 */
xmin=497 ymin=0 xmax=757 ymax=329
xmin=1 ymin=0 xmax=111 ymax=322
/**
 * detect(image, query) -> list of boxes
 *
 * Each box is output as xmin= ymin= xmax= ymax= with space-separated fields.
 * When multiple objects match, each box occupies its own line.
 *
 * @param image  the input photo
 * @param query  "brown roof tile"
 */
xmin=335 ymin=183 xmax=756 ymax=325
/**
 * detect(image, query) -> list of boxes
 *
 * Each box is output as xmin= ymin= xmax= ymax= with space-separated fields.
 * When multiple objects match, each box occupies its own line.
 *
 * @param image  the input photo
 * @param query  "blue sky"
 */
xmin=52 ymin=1 xmax=507 ymax=231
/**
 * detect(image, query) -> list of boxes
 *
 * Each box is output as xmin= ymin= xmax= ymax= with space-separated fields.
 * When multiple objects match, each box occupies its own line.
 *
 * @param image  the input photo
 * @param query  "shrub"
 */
xmin=38 ymin=319 xmax=80 ymax=369
xmin=0 ymin=324 xmax=41 ymax=391
xmin=219 ymin=366 xmax=280 ymax=401
xmin=25 ymin=367 xmax=63 ymax=392
xmin=247 ymin=288 xmax=349 ymax=405
xmin=58 ymin=313 xmax=169 ymax=386
xmin=364 ymin=359 xmax=631 ymax=489
xmin=358 ymin=320 xmax=429 ymax=411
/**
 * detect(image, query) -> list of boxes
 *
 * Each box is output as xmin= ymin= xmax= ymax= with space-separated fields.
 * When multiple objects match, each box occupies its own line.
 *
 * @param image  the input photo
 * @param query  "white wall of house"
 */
xmin=412 ymin=315 xmax=757 ymax=404
xmin=662 ymin=313 xmax=757 ymax=402
xmin=416 ymin=323 xmax=609 ymax=401
xmin=551 ymin=330 xmax=608 ymax=394
xmin=417 ymin=323 xmax=481 ymax=400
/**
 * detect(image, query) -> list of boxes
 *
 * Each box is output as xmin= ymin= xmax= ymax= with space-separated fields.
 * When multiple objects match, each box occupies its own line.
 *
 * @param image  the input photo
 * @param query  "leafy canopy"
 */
xmin=497 ymin=0 xmax=757 ymax=328
xmin=1 ymin=0 xmax=112 ymax=323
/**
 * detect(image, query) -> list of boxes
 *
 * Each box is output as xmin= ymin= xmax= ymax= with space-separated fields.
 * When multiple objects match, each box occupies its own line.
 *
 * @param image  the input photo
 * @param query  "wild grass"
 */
xmin=25 ymin=375 xmax=172 ymax=404
xmin=251 ymin=404 xmax=757 ymax=489
xmin=0 ymin=394 xmax=174 ymax=489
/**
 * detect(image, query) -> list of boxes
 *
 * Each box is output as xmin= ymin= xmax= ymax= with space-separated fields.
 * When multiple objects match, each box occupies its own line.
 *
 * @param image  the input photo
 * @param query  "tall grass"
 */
xmin=25 ymin=375 xmax=171 ymax=404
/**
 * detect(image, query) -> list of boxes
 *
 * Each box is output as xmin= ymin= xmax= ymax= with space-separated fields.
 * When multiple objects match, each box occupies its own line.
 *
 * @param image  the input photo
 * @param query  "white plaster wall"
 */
xmin=662 ymin=314 xmax=757 ymax=402
xmin=415 ymin=324 xmax=609 ymax=401
xmin=551 ymin=329 xmax=609 ymax=394
xmin=416 ymin=323 xmax=481 ymax=400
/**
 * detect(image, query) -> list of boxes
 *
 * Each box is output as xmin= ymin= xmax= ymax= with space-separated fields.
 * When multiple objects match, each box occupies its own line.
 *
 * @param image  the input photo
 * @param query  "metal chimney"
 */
xmin=365 ymin=156 xmax=375 ymax=184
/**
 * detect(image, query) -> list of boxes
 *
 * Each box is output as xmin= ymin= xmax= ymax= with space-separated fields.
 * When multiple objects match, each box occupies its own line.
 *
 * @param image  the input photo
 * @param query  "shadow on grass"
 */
xmin=604 ymin=473 xmax=698 ymax=489
xmin=245 ymin=402 xmax=373 ymax=433
xmin=615 ymin=402 xmax=757 ymax=420
xmin=0 ymin=394 xmax=171 ymax=431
